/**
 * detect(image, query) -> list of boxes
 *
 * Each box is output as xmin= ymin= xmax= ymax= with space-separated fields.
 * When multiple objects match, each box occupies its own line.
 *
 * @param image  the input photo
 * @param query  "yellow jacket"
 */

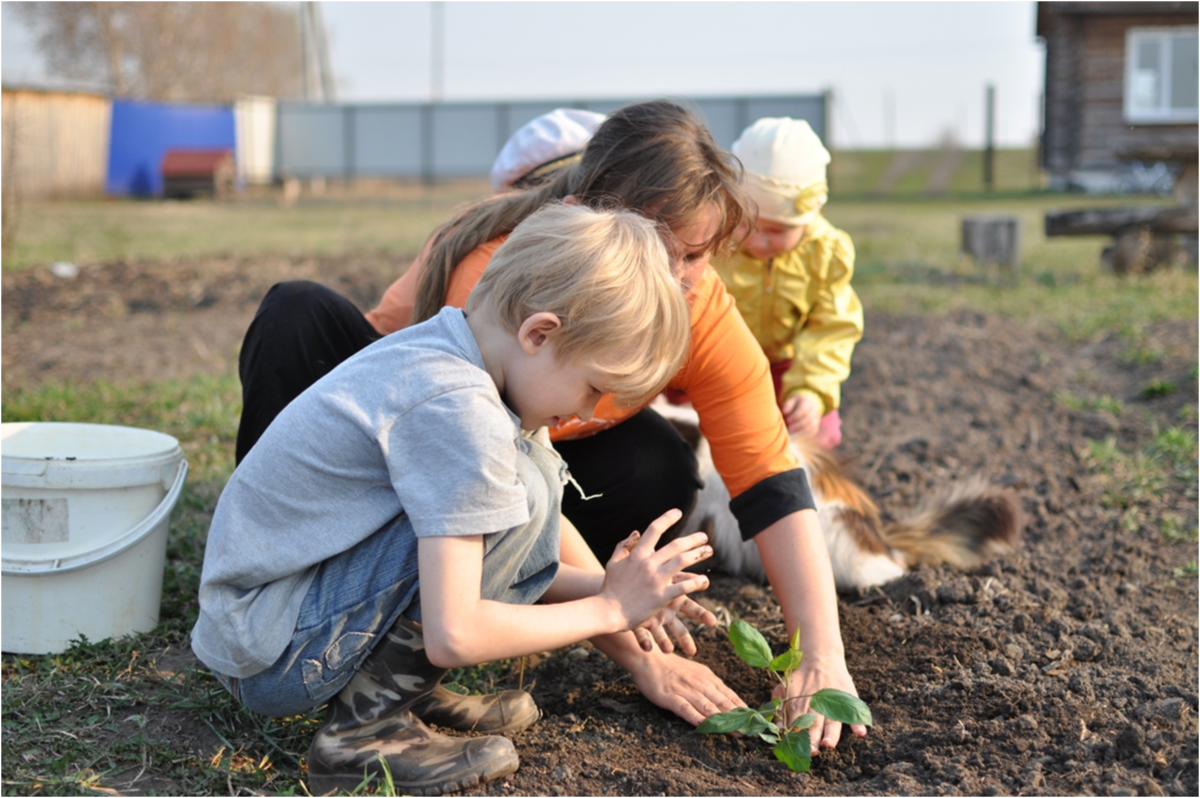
xmin=713 ymin=214 xmax=863 ymax=415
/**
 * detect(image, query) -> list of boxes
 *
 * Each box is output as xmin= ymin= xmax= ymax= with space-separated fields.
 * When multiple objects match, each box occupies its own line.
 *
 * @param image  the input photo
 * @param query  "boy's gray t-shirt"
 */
xmin=191 ymin=307 xmax=537 ymax=678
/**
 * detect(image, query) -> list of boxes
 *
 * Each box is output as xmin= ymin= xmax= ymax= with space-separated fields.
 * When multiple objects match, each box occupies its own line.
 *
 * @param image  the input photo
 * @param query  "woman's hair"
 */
xmin=414 ymin=99 xmax=749 ymax=323
xmin=466 ymin=202 xmax=690 ymax=408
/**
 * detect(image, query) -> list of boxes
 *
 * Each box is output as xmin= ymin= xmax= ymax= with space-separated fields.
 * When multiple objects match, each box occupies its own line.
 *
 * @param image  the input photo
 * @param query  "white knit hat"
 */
xmin=731 ymin=117 xmax=831 ymax=226
xmin=490 ymin=108 xmax=607 ymax=193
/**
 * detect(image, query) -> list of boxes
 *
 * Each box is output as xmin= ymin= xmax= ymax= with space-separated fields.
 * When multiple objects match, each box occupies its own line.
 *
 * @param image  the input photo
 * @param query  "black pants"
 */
xmin=236 ymin=280 xmax=701 ymax=556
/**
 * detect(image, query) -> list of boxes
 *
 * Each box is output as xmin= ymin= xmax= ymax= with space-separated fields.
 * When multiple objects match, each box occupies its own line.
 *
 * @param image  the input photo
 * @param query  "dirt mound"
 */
xmin=2 ymin=257 xmax=1196 ymax=795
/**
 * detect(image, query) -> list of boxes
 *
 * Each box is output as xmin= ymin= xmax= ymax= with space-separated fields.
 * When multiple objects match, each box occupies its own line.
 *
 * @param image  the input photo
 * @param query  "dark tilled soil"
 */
xmin=2 ymin=258 xmax=1197 ymax=796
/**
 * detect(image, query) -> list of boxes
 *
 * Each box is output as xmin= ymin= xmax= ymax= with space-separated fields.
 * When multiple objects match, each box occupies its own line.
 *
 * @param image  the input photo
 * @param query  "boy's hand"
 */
xmin=633 ymin=590 xmax=718 ymax=655
xmin=602 ymin=509 xmax=713 ymax=630
xmin=781 ymin=394 xmax=822 ymax=437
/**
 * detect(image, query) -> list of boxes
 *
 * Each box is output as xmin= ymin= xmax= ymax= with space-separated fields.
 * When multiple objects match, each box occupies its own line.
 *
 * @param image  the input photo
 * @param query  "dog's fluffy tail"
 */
xmin=881 ymin=477 xmax=1023 ymax=570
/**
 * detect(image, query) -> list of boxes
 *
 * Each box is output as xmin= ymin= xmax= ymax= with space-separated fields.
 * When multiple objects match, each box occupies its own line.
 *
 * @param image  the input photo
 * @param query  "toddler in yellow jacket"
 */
xmin=714 ymin=117 xmax=863 ymax=449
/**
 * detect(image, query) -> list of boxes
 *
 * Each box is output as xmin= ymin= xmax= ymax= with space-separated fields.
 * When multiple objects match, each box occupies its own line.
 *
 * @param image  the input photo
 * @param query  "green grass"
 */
xmin=1084 ymin=426 xmax=1199 ymax=541
xmin=2 ymin=181 xmax=490 ymax=273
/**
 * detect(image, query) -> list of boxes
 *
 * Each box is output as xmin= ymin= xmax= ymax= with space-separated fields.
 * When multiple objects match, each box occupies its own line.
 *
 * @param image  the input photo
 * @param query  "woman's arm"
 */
xmin=754 ymin=510 xmax=868 ymax=753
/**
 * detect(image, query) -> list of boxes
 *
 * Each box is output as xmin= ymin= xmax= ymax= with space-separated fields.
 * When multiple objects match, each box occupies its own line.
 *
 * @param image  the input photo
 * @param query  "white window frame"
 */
xmin=1123 ymin=26 xmax=1199 ymax=124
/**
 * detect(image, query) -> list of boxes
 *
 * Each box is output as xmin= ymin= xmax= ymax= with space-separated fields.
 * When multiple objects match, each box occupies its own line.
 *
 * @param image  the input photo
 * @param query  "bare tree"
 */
xmin=14 ymin=2 xmax=304 ymax=102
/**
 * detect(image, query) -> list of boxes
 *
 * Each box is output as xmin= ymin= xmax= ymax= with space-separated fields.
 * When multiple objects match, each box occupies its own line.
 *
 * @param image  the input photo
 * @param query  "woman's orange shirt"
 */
xmin=365 ymin=237 xmax=799 ymax=499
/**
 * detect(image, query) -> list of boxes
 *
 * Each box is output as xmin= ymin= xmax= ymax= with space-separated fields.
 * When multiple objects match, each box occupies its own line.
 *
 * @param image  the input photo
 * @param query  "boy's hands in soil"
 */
xmin=774 ymin=655 xmax=869 ymax=754
xmin=634 ymin=594 xmax=718 ymax=655
xmin=602 ymin=508 xmax=713 ymax=634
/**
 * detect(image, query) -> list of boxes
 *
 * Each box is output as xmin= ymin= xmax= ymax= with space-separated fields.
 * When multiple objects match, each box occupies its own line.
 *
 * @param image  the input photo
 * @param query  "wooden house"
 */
xmin=1037 ymin=1 xmax=1197 ymax=199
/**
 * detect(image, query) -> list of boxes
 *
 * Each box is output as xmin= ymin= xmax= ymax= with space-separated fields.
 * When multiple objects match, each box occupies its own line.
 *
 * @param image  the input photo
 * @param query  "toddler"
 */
xmin=715 ymin=117 xmax=863 ymax=448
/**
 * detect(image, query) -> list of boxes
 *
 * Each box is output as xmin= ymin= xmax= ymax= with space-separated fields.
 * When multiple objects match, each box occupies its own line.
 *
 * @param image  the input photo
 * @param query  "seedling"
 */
xmin=697 ymin=620 xmax=872 ymax=773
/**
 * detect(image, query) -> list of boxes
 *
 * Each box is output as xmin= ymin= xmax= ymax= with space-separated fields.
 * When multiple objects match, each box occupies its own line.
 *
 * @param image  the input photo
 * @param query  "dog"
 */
xmin=654 ymin=400 xmax=1023 ymax=592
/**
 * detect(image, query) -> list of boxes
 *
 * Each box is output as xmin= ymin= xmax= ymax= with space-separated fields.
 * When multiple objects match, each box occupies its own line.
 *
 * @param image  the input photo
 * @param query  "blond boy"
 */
xmin=191 ymin=203 xmax=711 ymax=795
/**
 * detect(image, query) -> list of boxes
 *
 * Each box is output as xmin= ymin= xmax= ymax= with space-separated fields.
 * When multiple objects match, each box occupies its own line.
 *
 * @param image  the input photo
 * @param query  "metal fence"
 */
xmin=275 ymin=93 xmax=830 ymax=181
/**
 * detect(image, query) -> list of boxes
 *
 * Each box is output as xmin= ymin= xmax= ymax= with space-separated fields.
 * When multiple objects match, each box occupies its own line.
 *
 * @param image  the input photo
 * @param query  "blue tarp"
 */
xmin=106 ymin=100 xmax=236 ymax=197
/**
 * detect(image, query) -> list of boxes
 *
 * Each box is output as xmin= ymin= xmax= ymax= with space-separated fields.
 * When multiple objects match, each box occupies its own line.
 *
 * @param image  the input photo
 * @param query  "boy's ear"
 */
xmin=562 ymin=195 xmax=580 ymax=206
xmin=517 ymin=312 xmax=562 ymax=355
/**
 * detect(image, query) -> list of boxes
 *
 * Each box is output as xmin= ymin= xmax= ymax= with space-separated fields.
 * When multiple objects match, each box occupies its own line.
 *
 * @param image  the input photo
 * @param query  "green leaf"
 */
xmin=768 ymin=648 xmax=802 ymax=674
xmin=696 ymin=707 xmax=758 ymax=735
xmin=773 ymin=730 xmax=813 ymax=773
xmin=729 ymin=620 xmax=773 ymax=669
xmin=790 ymin=712 xmax=817 ymax=731
xmin=741 ymin=712 xmax=776 ymax=740
xmin=789 ymin=627 xmax=802 ymax=652
xmin=756 ymin=698 xmax=781 ymax=721
xmin=810 ymin=689 xmax=874 ymax=726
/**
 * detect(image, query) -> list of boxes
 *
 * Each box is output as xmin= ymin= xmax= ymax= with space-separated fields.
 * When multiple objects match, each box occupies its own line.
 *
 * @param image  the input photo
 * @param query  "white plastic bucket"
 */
xmin=1 ymin=422 xmax=188 ymax=654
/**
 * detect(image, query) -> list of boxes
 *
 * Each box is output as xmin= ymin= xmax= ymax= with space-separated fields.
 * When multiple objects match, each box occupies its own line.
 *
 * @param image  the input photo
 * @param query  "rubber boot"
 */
xmin=306 ymin=617 xmax=520 ymax=796
xmin=411 ymin=683 xmax=540 ymax=735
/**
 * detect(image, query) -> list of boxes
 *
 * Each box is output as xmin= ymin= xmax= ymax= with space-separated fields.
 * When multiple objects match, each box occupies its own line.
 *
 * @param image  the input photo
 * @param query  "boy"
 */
xmin=190 ymin=203 xmax=711 ymax=795
xmin=716 ymin=117 xmax=864 ymax=449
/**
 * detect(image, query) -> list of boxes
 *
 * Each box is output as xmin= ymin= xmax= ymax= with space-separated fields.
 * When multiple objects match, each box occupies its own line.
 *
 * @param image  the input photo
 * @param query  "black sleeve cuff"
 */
xmin=728 ymin=468 xmax=816 ymax=541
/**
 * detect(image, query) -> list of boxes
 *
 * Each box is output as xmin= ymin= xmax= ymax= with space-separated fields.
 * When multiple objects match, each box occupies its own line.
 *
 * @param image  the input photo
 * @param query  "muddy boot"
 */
xmin=369 ymin=614 xmax=540 ymax=734
xmin=411 ymin=684 xmax=540 ymax=735
xmin=306 ymin=617 xmax=519 ymax=796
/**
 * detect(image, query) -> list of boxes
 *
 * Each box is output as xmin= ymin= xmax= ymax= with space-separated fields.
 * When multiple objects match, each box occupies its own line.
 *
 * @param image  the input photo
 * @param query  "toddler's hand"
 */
xmin=781 ymin=394 xmax=822 ymax=437
xmin=602 ymin=509 xmax=713 ymax=632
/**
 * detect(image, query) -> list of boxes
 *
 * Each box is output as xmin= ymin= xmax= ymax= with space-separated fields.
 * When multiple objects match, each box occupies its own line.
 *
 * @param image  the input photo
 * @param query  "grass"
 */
xmin=1083 ymin=426 xmax=1199 ymax=541
xmin=2 ymin=160 xmax=1197 ymax=795
xmin=1 ymin=181 xmax=490 ymax=273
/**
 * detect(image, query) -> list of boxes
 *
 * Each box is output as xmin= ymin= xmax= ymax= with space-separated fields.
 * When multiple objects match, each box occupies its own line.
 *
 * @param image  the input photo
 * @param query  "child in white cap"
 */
xmin=490 ymin=108 xmax=606 ymax=193
xmin=715 ymin=117 xmax=863 ymax=449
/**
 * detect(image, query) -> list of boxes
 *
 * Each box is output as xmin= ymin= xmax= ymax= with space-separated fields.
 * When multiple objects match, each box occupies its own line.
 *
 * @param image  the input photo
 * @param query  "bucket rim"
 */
xmin=1 ymin=421 xmax=182 ymax=463
xmin=2 ymin=459 xmax=188 ymax=576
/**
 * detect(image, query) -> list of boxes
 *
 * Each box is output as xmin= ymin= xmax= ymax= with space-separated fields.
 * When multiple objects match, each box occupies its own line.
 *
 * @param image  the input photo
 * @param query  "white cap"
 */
xmin=731 ymin=117 xmax=831 ymax=226
xmin=490 ymin=108 xmax=607 ymax=193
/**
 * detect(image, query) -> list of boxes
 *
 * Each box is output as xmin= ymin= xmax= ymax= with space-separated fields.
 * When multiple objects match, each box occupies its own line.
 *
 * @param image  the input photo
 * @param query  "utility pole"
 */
xmin=300 ymin=1 xmax=335 ymax=102
xmin=430 ymin=1 xmax=444 ymax=102
xmin=984 ymin=83 xmax=995 ymax=192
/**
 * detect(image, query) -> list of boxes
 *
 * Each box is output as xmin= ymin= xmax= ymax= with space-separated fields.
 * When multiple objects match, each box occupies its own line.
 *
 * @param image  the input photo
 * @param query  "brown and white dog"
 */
xmin=654 ymin=400 xmax=1023 ymax=591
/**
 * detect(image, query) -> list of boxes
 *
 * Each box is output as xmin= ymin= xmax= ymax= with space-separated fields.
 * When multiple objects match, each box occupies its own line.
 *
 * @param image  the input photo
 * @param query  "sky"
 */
xmin=1 ymin=1 xmax=1046 ymax=149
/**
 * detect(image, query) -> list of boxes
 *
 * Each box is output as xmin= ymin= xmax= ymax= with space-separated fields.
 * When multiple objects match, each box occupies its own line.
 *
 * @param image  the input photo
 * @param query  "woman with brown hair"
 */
xmin=236 ymin=100 xmax=865 ymax=753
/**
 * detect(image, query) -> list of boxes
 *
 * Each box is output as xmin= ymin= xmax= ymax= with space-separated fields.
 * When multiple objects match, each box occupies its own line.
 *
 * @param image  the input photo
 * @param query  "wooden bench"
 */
xmin=1044 ymin=205 xmax=1198 ymax=274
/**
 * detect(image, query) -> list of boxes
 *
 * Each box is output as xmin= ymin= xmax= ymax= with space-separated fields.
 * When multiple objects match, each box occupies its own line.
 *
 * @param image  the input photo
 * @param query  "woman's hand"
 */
xmin=772 ymin=653 xmax=869 ymax=754
xmin=601 ymin=509 xmax=713 ymax=630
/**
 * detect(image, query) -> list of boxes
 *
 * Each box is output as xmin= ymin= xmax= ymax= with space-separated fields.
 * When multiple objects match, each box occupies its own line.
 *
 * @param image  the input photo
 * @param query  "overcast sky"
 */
xmin=1 ymin=0 xmax=1046 ymax=149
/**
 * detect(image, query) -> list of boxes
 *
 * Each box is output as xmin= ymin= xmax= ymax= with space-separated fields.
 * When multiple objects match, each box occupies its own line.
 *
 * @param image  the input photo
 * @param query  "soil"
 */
xmin=2 ymin=257 xmax=1197 ymax=796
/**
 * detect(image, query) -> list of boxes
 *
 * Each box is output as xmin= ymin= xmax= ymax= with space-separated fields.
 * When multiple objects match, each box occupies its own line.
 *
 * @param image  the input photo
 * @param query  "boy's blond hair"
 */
xmin=467 ymin=202 xmax=690 ymax=407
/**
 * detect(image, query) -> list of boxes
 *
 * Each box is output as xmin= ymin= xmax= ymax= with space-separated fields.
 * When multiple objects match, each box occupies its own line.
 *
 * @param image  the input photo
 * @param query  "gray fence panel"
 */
xmin=354 ymin=105 xmax=423 ymax=175
xmin=432 ymin=105 xmax=505 ymax=176
xmin=275 ymin=94 xmax=827 ymax=181
xmin=278 ymin=105 xmax=344 ymax=174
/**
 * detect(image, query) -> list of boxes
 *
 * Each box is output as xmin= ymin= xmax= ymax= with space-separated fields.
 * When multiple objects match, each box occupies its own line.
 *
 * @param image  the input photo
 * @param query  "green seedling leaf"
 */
xmin=773 ymin=729 xmax=813 ymax=773
xmin=789 ymin=627 xmax=802 ymax=652
xmin=742 ymin=711 xmax=776 ymax=741
xmin=768 ymin=648 xmax=802 ymax=674
xmin=790 ymin=712 xmax=817 ymax=731
xmin=729 ymin=620 xmax=773 ymax=669
xmin=757 ymin=698 xmax=781 ymax=721
xmin=810 ymin=688 xmax=874 ymax=726
xmin=696 ymin=707 xmax=758 ymax=735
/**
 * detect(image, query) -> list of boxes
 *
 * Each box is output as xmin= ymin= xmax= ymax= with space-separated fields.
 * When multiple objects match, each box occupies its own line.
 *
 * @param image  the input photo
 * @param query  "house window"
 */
xmin=1124 ymin=27 xmax=1199 ymax=123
